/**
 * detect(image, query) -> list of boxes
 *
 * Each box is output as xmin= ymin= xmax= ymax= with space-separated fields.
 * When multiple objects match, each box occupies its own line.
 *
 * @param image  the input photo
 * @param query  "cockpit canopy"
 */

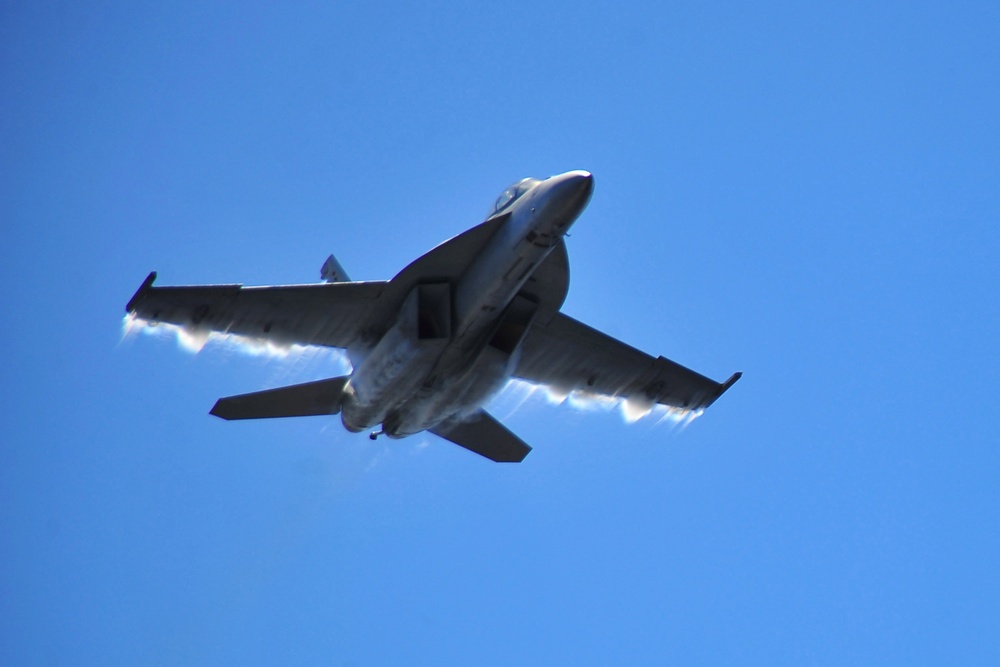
xmin=490 ymin=177 xmax=541 ymax=217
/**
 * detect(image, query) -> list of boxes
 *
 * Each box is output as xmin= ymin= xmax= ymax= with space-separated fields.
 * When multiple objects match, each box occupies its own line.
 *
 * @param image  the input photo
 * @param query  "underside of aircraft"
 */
xmin=125 ymin=171 xmax=740 ymax=462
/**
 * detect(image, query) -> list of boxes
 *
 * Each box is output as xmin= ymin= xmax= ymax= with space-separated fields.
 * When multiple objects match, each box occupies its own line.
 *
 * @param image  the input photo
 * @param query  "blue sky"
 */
xmin=3 ymin=1 xmax=999 ymax=664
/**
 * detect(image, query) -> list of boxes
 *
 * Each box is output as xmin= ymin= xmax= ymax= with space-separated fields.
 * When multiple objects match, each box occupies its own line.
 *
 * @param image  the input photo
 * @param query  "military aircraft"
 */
xmin=125 ymin=170 xmax=740 ymax=462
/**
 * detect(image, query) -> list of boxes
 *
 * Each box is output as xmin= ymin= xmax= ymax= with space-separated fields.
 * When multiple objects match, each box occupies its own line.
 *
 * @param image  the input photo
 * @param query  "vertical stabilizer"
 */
xmin=321 ymin=254 xmax=351 ymax=283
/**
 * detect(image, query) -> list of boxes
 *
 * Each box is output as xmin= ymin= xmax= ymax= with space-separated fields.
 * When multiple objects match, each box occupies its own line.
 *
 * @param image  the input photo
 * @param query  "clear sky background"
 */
xmin=3 ymin=2 xmax=999 ymax=664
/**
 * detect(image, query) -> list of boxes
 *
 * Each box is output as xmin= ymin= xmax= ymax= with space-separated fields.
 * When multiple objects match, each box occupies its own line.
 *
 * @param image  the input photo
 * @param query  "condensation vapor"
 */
xmin=120 ymin=314 xmax=352 ymax=373
xmin=494 ymin=378 xmax=703 ymax=429
xmin=122 ymin=315 xmax=702 ymax=430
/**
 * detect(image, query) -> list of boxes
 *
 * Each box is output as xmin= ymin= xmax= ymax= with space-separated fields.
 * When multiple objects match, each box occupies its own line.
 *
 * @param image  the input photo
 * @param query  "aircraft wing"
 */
xmin=513 ymin=313 xmax=741 ymax=411
xmin=125 ymin=272 xmax=388 ymax=349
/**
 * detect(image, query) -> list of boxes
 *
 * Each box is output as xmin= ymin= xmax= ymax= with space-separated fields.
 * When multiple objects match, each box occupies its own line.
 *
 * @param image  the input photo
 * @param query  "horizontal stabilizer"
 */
xmin=430 ymin=410 xmax=532 ymax=463
xmin=210 ymin=376 xmax=350 ymax=420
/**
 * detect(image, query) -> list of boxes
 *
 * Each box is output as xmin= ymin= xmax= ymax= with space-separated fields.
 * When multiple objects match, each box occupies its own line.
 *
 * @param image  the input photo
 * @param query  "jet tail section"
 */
xmin=430 ymin=410 xmax=532 ymax=462
xmin=210 ymin=376 xmax=350 ymax=420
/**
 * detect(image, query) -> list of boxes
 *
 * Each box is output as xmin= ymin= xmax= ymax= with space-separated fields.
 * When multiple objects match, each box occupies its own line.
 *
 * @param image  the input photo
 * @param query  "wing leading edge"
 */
xmin=513 ymin=312 xmax=740 ymax=411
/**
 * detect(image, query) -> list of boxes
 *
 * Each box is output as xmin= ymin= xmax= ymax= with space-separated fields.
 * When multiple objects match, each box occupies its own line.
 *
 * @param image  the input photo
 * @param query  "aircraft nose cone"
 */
xmin=561 ymin=169 xmax=593 ymax=197
xmin=534 ymin=170 xmax=594 ymax=234
xmin=548 ymin=170 xmax=594 ymax=212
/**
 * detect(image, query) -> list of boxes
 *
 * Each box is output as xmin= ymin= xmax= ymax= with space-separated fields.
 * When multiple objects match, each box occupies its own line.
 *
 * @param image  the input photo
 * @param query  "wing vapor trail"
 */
xmin=122 ymin=314 xmax=706 ymax=435
xmin=494 ymin=378 xmax=701 ymax=429
xmin=121 ymin=315 xmax=351 ymax=370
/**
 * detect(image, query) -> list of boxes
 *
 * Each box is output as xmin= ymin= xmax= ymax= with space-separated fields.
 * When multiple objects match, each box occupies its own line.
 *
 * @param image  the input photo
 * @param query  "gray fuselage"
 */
xmin=339 ymin=170 xmax=594 ymax=438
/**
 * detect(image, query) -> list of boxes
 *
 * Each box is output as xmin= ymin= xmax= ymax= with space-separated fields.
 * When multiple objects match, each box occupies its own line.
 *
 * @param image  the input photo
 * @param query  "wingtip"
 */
xmin=722 ymin=371 xmax=743 ymax=389
xmin=704 ymin=371 xmax=742 ymax=408
xmin=125 ymin=271 xmax=157 ymax=313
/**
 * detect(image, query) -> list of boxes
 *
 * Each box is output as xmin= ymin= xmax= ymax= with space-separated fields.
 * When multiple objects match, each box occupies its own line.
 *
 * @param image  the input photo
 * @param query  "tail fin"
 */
xmin=320 ymin=254 xmax=350 ymax=283
xmin=210 ymin=376 xmax=350 ymax=420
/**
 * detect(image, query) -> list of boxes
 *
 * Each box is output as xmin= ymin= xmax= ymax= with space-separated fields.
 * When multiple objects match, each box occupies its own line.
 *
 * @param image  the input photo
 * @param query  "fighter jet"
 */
xmin=125 ymin=170 xmax=740 ymax=462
